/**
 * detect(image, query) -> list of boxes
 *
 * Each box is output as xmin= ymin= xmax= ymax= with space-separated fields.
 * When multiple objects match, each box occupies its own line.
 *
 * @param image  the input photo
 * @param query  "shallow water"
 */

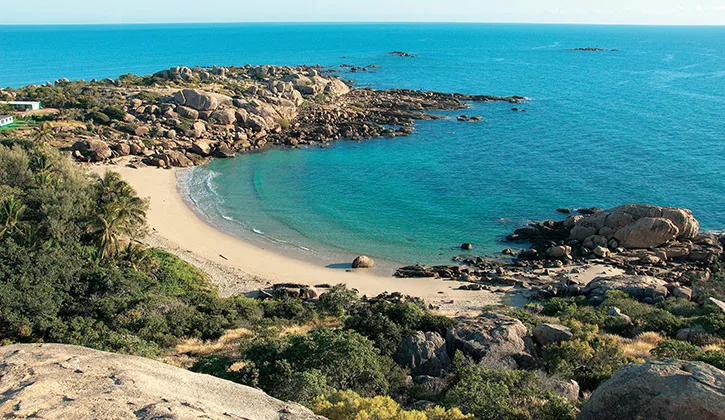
xmin=2 ymin=23 xmax=724 ymax=265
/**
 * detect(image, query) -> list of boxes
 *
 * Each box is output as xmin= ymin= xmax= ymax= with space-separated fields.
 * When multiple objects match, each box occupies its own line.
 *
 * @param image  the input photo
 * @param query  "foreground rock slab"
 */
xmin=577 ymin=360 xmax=725 ymax=420
xmin=0 ymin=344 xmax=323 ymax=420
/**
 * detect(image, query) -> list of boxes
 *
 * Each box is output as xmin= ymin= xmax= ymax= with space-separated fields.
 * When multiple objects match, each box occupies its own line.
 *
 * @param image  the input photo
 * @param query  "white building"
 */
xmin=0 ymin=101 xmax=42 ymax=111
xmin=0 ymin=115 xmax=13 ymax=127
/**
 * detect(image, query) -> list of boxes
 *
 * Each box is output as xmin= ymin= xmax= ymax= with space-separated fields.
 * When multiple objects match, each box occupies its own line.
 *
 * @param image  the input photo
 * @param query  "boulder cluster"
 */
xmin=68 ymin=65 xmax=524 ymax=168
xmin=397 ymin=204 xmax=724 ymax=307
xmin=392 ymin=311 xmax=580 ymax=401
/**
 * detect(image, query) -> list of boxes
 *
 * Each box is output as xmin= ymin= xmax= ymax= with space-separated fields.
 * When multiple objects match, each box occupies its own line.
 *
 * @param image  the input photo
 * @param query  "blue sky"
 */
xmin=2 ymin=0 xmax=724 ymax=25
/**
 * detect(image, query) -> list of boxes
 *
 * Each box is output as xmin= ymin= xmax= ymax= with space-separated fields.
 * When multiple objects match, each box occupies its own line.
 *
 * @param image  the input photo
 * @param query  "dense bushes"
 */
xmin=541 ymin=321 xmax=624 ymax=391
xmin=651 ymin=340 xmax=725 ymax=369
xmin=231 ymin=327 xmax=406 ymax=403
xmin=444 ymin=355 xmax=578 ymax=420
xmin=313 ymin=390 xmax=473 ymax=420
xmin=0 ymin=141 xmax=247 ymax=356
xmin=345 ymin=295 xmax=455 ymax=356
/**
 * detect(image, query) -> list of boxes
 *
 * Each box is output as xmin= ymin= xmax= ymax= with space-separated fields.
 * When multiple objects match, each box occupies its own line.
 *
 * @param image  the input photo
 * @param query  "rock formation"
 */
xmin=352 ymin=255 xmax=375 ymax=268
xmin=0 ymin=344 xmax=323 ymax=420
xmin=577 ymin=360 xmax=725 ymax=420
xmin=395 ymin=332 xmax=451 ymax=377
xmin=446 ymin=312 xmax=538 ymax=369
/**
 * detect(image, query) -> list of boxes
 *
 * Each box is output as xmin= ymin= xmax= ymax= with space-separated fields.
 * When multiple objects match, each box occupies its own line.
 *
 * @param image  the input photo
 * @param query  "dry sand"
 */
xmin=88 ymin=160 xmax=512 ymax=314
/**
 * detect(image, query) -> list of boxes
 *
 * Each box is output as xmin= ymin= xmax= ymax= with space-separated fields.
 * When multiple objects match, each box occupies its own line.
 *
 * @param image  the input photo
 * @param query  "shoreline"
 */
xmin=176 ymin=165 xmax=408 ymax=277
xmin=88 ymin=158 xmax=514 ymax=314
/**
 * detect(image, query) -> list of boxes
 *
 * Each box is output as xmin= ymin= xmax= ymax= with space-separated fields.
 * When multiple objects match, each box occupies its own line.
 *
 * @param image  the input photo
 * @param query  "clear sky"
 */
xmin=2 ymin=0 xmax=724 ymax=25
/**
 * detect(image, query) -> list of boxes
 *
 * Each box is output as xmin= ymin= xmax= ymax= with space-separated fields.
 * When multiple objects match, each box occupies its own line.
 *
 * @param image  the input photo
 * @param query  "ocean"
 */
xmin=2 ymin=23 xmax=724 ymax=266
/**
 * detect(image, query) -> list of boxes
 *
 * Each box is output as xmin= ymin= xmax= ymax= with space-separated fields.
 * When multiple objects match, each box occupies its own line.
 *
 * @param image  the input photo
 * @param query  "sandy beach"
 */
xmin=88 ymin=159 xmax=625 ymax=314
xmin=88 ymin=159 xmax=521 ymax=313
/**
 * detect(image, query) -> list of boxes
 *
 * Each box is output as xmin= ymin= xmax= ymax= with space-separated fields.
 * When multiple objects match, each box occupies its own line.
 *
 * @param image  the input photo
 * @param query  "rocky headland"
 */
xmin=0 ymin=64 xmax=523 ymax=169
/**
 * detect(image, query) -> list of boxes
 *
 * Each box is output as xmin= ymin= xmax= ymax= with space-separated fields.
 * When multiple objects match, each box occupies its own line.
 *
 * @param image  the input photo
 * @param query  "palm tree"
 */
xmin=119 ymin=242 xmax=157 ymax=272
xmin=32 ymin=122 xmax=55 ymax=145
xmin=89 ymin=171 xmax=148 ymax=259
xmin=0 ymin=196 xmax=27 ymax=240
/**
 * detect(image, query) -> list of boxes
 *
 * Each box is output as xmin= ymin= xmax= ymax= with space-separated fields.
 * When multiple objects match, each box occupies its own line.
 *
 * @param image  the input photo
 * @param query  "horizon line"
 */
xmin=1 ymin=20 xmax=724 ymax=27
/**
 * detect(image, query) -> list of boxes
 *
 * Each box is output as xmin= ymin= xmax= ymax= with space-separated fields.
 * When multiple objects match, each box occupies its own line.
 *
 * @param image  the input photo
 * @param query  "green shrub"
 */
xmin=261 ymin=297 xmax=316 ymax=322
xmin=703 ymin=348 xmax=725 ymax=370
xmin=692 ymin=311 xmax=725 ymax=339
xmin=0 ymin=143 xmax=252 ymax=354
xmin=444 ymin=355 xmax=577 ymax=420
xmin=652 ymin=340 xmax=725 ymax=370
xmin=239 ymin=328 xmax=402 ymax=399
xmin=115 ymin=121 xmax=138 ymax=135
xmin=542 ymin=298 xmax=578 ymax=317
xmin=417 ymin=313 xmax=457 ymax=337
xmin=542 ymin=321 xmax=623 ymax=391
xmin=313 ymin=390 xmax=474 ymax=420
xmin=87 ymin=110 xmax=111 ymax=124
xmin=651 ymin=340 xmax=704 ymax=360
xmin=102 ymin=106 xmax=127 ymax=121
xmin=318 ymin=284 xmax=358 ymax=317
xmin=191 ymin=355 xmax=246 ymax=382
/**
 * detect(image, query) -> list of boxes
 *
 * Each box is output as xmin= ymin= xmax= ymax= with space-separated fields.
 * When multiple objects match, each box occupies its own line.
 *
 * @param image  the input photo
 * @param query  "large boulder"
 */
xmin=174 ymin=89 xmax=233 ymax=111
xmin=73 ymin=139 xmax=112 ymax=162
xmin=583 ymin=275 xmax=668 ymax=301
xmin=533 ymin=323 xmax=573 ymax=346
xmin=446 ymin=313 xmax=537 ymax=368
xmin=158 ymin=150 xmax=193 ymax=168
xmin=352 ymin=255 xmax=375 ymax=268
xmin=191 ymin=140 xmax=212 ymax=157
xmin=569 ymin=204 xmax=699 ymax=249
xmin=0 ymin=343 xmax=323 ymax=420
xmin=577 ymin=360 xmax=725 ymax=420
xmin=395 ymin=332 xmax=451 ymax=377
xmin=211 ymin=108 xmax=237 ymax=125
xmin=175 ymin=105 xmax=199 ymax=120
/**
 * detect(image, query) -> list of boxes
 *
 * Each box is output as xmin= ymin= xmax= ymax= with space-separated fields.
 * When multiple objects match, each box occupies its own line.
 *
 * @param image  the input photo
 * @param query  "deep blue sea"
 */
xmin=2 ymin=24 xmax=724 ymax=266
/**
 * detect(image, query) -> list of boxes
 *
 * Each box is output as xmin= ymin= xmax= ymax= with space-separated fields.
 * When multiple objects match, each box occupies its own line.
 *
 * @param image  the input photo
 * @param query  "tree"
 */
xmin=32 ymin=122 xmax=55 ymax=145
xmin=240 ymin=327 xmax=401 ymax=399
xmin=0 ymin=196 xmax=26 ymax=239
xmin=89 ymin=171 xmax=147 ymax=259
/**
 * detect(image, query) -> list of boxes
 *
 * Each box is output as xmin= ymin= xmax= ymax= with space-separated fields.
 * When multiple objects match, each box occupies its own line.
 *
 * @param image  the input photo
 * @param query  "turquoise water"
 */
xmin=2 ymin=24 xmax=724 ymax=265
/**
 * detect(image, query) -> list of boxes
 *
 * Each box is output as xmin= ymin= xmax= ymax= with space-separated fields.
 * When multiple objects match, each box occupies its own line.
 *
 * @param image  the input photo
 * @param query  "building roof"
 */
xmin=0 ymin=101 xmax=41 ymax=105
xmin=0 ymin=115 xmax=12 ymax=119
